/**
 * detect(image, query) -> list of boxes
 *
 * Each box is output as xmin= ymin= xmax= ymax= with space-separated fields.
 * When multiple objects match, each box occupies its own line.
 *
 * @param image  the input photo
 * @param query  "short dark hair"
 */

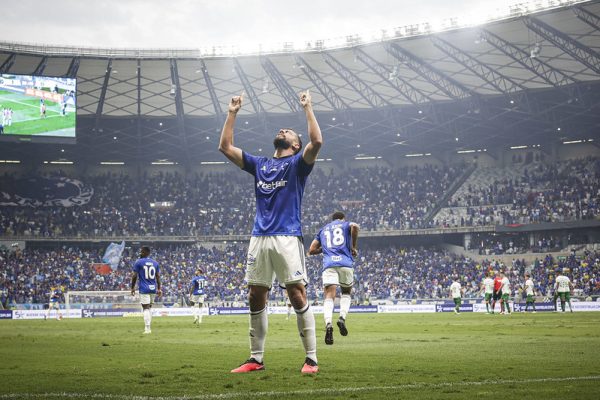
xmin=141 ymin=246 xmax=151 ymax=254
xmin=332 ymin=211 xmax=345 ymax=221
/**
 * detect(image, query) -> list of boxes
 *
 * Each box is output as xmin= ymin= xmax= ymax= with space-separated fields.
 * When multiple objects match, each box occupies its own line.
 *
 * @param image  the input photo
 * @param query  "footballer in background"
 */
xmin=190 ymin=268 xmax=207 ymax=325
xmin=554 ymin=269 xmax=574 ymax=313
xmin=45 ymin=285 xmax=64 ymax=320
xmin=131 ymin=246 xmax=162 ymax=334
xmin=449 ymin=277 xmax=463 ymax=314
xmin=481 ymin=271 xmax=494 ymax=314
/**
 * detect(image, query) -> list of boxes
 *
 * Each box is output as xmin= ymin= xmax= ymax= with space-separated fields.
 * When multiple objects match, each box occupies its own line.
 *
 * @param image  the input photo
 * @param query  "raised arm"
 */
xmin=300 ymin=90 xmax=322 ymax=165
xmin=218 ymin=93 xmax=244 ymax=168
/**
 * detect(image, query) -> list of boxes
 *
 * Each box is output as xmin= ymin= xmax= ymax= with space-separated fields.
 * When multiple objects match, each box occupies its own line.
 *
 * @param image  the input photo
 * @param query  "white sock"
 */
xmin=295 ymin=304 xmax=317 ymax=363
xmin=249 ymin=308 xmax=268 ymax=363
xmin=323 ymin=298 xmax=334 ymax=325
xmin=143 ymin=309 xmax=152 ymax=330
xmin=287 ymin=307 xmax=292 ymax=319
xmin=340 ymin=294 xmax=351 ymax=320
xmin=197 ymin=305 xmax=203 ymax=323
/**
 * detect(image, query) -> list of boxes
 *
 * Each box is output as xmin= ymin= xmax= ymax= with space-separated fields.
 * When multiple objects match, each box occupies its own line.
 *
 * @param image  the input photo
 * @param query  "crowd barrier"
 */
xmin=2 ymin=302 xmax=599 ymax=320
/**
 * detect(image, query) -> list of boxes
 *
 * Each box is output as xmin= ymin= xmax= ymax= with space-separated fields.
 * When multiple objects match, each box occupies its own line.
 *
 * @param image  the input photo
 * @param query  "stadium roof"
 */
xmin=0 ymin=0 xmax=599 ymax=165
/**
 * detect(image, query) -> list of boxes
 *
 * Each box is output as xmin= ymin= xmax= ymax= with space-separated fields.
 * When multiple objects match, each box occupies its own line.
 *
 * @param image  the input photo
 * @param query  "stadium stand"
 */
xmin=2 ymin=244 xmax=598 ymax=308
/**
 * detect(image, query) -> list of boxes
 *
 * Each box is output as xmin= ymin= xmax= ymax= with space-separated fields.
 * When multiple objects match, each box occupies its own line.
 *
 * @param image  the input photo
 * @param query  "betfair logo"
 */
xmin=257 ymin=180 xmax=287 ymax=191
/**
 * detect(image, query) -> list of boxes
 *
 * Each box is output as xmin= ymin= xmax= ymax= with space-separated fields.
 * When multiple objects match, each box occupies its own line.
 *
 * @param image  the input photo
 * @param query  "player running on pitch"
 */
xmin=219 ymin=89 xmax=323 ymax=374
xmin=190 ymin=268 xmax=207 ymax=325
xmin=131 ymin=246 xmax=162 ymax=334
xmin=308 ymin=211 xmax=359 ymax=345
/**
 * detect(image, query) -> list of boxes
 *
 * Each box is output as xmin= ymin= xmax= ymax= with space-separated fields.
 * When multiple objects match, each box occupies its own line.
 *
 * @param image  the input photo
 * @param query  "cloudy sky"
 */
xmin=1 ymin=0 xmax=523 ymax=50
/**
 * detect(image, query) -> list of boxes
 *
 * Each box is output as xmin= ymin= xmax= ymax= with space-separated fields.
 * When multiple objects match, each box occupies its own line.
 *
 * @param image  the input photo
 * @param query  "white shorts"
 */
xmin=245 ymin=236 xmax=307 ymax=288
xmin=322 ymin=267 xmax=354 ymax=288
xmin=139 ymin=294 xmax=156 ymax=305
xmin=191 ymin=294 xmax=205 ymax=304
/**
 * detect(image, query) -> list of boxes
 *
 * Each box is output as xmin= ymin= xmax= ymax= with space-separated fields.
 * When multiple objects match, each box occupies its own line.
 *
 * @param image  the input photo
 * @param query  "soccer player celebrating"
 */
xmin=190 ymin=268 xmax=207 ymax=325
xmin=524 ymin=273 xmax=536 ymax=313
xmin=450 ymin=277 xmax=463 ymax=314
xmin=219 ymin=89 xmax=322 ymax=374
xmin=492 ymin=271 xmax=503 ymax=314
xmin=45 ymin=285 xmax=63 ymax=320
xmin=481 ymin=271 xmax=495 ymax=314
xmin=308 ymin=211 xmax=359 ymax=345
xmin=554 ymin=269 xmax=574 ymax=313
xmin=500 ymin=272 xmax=511 ymax=315
xmin=131 ymin=246 xmax=162 ymax=334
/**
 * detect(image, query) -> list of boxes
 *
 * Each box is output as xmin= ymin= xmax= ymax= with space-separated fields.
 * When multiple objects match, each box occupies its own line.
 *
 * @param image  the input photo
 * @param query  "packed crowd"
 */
xmin=437 ymin=157 xmax=600 ymax=227
xmin=469 ymin=233 xmax=563 ymax=255
xmin=2 ymin=244 xmax=598 ymax=307
xmin=0 ymin=163 xmax=463 ymax=237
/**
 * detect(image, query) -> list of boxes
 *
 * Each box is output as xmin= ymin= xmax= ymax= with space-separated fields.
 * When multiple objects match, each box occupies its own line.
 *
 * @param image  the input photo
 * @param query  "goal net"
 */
xmin=65 ymin=291 xmax=141 ymax=310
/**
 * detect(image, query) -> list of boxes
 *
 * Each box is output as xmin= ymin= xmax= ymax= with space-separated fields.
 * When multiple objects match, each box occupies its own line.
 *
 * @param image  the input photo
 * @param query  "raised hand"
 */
xmin=229 ymin=92 xmax=244 ymax=114
xmin=300 ymin=89 xmax=311 ymax=109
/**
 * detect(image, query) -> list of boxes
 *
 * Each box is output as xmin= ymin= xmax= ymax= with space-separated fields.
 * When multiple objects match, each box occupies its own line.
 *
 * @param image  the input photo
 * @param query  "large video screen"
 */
xmin=0 ymin=73 xmax=76 ymax=143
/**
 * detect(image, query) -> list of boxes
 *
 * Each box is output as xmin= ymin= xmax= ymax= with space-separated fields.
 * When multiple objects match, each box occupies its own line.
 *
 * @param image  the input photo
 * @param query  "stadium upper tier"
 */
xmin=0 ymin=1 xmax=599 ymax=163
xmin=0 ymin=157 xmax=598 ymax=238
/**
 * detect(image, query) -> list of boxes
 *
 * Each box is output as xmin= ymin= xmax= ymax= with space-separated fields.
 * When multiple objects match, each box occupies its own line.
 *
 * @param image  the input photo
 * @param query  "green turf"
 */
xmin=0 ymin=89 xmax=75 ymax=136
xmin=0 ymin=313 xmax=599 ymax=399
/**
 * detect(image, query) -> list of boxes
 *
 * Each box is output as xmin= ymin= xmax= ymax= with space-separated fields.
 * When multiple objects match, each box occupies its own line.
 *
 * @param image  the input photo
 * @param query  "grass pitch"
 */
xmin=0 ymin=312 xmax=599 ymax=399
xmin=0 ymin=89 xmax=75 ymax=136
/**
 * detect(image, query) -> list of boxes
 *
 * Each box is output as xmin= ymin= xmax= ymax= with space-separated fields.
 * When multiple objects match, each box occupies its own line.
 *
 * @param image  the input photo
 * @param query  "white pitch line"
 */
xmin=0 ymin=375 xmax=598 ymax=400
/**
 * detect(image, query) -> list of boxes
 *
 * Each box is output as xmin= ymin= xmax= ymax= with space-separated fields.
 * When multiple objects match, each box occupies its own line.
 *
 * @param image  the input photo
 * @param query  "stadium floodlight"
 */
xmin=406 ymin=153 xmax=424 ymax=157
xmin=100 ymin=161 xmax=125 ymax=165
xmin=355 ymin=156 xmax=377 ymax=160
xmin=48 ymin=160 xmax=73 ymax=165
xmin=563 ymin=140 xmax=583 ymax=144
xmin=510 ymin=145 xmax=528 ymax=149
xmin=0 ymin=160 xmax=20 ymax=164
xmin=457 ymin=150 xmax=476 ymax=153
xmin=200 ymin=161 xmax=227 ymax=165
xmin=530 ymin=42 xmax=541 ymax=58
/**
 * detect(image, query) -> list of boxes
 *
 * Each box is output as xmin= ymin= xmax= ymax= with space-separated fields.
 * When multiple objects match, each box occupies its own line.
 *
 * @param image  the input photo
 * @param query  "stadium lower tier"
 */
xmin=1 ymin=244 xmax=598 ymax=307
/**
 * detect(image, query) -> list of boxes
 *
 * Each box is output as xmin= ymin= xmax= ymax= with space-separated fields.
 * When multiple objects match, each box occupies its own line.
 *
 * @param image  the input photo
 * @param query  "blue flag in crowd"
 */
xmin=102 ymin=241 xmax=125 ymax=270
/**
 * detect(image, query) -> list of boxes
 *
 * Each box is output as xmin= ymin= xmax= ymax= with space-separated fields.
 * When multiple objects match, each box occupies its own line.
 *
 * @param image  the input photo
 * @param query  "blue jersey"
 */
xmin=133 ymin=257 xmax=160 ymax=294
xmin=242 ymin=151 xmax=313 ymax=236
xmin=315 ymin=220 xmax=355 ymax=270
xmin=191 ymin=276 xmax=206 ymax=295
xmin=50 ymin=288 xmax=62 ymax=302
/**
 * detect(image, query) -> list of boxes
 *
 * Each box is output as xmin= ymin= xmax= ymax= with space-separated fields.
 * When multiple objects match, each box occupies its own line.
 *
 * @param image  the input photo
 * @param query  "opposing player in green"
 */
xmin=554 ymin=269 xmax=574 ymax=313
xmin=481 ymin=271 xmax=494 ymax=314
xmin=450 ymin=277 xmax=463 ymax=314
xmin=523 ymin=273 xmax=536 ymax=313
xmin=500 ymin=272 xmax=511 ymax=315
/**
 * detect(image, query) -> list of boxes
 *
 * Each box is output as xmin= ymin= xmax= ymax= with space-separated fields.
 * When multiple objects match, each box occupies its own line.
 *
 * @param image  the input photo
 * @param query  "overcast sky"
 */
xmin=1 ymin=0 xmax=523 ymax=49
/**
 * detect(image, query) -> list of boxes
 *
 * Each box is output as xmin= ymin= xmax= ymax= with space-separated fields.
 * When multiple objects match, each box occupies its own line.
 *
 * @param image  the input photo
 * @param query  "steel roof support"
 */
xmin=321 ymin=51 xmax=391 ymax=111
xmin=573 ymin=5 xmax=600 ymax=31
xmin=524 ymin=16 xmax=600 ymax=74
xmin=170 ymin=58 xmax=190 ymax=166
xmin=260 ymin=57 xmax=302 ymax=113
xmin=66 ymin=57 xmax=80 ymax=78
xmin=33 ymin=56 xmax=48 ymax=76
xmin=431 ymin=36 xmax=527 ymax=95
xmin=479 ymin=28 xmax=577 ymax=88
xmin=384 ymin=42 xmax=472 ymax=100
xmin=0 ymin=53 xmax=16 ymax=73
xmin=232 ymin=58 xmax=269 ymax=132
xmin=198 ymin=59 xmax=224 ymax=128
